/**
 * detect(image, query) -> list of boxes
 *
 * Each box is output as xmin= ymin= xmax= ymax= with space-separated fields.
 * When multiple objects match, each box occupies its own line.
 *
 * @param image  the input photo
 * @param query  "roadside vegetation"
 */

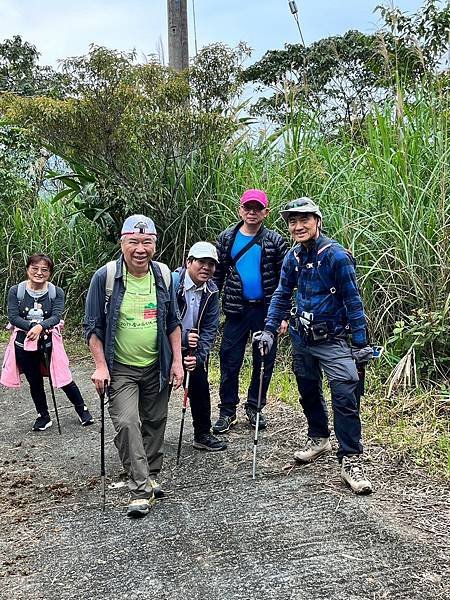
xmin=0 ymin=1 xmax=448 ymax=475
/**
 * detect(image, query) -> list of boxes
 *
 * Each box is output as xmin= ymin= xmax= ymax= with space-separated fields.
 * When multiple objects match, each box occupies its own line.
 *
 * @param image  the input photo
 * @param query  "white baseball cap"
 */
xmin=121 ymin=214 xmax=157 ymax=236
xmin=187 ymin=241 xmax=219 ymax=263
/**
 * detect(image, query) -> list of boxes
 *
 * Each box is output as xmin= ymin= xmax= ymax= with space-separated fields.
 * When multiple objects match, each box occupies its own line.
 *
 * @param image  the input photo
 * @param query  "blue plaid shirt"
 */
xmin=265 ymin=235 xmax=367 ymax=346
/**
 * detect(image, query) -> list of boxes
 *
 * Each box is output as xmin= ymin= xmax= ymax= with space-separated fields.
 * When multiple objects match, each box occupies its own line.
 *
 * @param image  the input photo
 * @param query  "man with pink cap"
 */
xmin=212 ymin=189 xmax=288 ymax=433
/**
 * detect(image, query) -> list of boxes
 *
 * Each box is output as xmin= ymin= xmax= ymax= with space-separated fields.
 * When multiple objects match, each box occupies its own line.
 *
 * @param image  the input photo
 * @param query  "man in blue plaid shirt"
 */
xmin=253 ymin=198 xmax=373 ymax=494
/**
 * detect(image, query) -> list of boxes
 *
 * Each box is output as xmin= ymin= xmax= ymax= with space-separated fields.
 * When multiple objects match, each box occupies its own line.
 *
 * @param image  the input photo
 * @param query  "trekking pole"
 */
xmin=99 ymin=380 xmax=108 ymax=511
xmin=252 ymin=342 xmax=267 ymax=480
xmin=176 ymin=371 xmax=190 ymax=466
xmin=41 ymin=333 xmax=62 ymax=435
xmin=176 ymin=328 xmax=198 ymax=466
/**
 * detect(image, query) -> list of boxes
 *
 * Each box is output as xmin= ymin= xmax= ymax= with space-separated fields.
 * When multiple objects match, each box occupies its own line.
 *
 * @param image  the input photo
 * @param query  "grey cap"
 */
xmin=188 ymin=241 xmax=219 ymax=263
xmin=280 ymin=197 xmax=322 ymax=222
xmin=121 ymin=214 xmax=157 ymax=236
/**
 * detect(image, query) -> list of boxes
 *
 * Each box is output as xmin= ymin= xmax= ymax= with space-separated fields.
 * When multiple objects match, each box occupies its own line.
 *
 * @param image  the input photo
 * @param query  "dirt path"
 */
xmin=0 ymin=355 xmax=449 ymax=600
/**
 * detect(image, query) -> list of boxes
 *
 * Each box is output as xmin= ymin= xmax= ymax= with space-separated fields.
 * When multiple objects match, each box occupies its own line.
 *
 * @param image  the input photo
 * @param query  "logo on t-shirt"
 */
xmin=144 ymin=302 xmax=158 ymax=320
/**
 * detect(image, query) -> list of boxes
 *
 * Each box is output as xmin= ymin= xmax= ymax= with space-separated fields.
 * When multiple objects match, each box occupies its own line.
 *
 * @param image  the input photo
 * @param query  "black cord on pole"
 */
xmin=288 ymin=0 xmax=306 ymax=47
xmin=192 ymin=0 xmax=198 ymax=55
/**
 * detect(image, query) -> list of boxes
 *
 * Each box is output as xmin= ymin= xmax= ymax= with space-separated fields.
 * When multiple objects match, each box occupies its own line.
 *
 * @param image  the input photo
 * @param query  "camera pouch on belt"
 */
xmin=310 ymin=322 xmax=328 ymax=342
xmin=290 ymin=309 xmax=329 ymax=343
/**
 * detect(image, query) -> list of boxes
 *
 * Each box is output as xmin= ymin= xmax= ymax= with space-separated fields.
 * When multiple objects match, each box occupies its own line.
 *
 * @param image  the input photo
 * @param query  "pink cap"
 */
xmin=240 ymin=189 xmax=269 ymax=208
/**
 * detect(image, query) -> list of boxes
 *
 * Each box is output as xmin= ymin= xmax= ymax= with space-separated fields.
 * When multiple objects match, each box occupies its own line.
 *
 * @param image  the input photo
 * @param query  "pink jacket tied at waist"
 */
xmin=1 ymin=323 xmax=73 ymax=389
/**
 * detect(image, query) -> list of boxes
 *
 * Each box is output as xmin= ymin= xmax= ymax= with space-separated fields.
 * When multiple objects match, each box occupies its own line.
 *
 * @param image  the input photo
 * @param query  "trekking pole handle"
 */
xmin=187 ymin=327 xmax=199 ymax=351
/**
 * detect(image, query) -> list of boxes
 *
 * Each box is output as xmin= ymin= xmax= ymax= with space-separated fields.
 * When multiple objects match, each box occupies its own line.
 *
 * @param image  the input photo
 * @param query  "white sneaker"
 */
xmin=341 ymin=455 xmax=373 ymax=495
xmin=294 ymin=437 xmax=332 ymax=463
xmin=127 ymin=497 xmax=155 ymax=518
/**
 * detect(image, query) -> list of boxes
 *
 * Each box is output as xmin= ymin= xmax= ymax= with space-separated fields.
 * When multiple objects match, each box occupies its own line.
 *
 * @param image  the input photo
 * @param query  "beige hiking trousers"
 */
xmin=108 ymin=360 xmax=169 ymax=499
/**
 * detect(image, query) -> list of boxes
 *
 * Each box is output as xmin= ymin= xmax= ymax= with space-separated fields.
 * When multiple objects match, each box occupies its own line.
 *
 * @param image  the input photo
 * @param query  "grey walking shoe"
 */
xmin=293 ymin=437 xmax=332 ymax=463
xmin=341 ymin=455 xmax=373 ymax=495
xmin=126 ymin=497 xmax=155 ymax=518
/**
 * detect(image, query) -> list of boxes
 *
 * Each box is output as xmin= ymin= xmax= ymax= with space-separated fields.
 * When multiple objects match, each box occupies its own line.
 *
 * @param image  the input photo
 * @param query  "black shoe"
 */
xmin=75 ymin=405 xmax=94 ymax=426
xmin=32 ymin=413 xmax=52 ymax=431
xmin=245 ymin=406 xmax=267 ymax=430
xmin=193 ymin=433 xmax=227 ymax=452
xmin=212 ymin=414 xmax=237 ymax=434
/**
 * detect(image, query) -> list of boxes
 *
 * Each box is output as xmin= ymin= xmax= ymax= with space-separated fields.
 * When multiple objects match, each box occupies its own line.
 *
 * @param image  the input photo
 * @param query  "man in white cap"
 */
xmin=253 ymin=198 xmax=373 ymax=495
xmin=173 ymin=242 xmax=226 ymax=451
xmin=84 ymin=214 xmax=183 ymax=518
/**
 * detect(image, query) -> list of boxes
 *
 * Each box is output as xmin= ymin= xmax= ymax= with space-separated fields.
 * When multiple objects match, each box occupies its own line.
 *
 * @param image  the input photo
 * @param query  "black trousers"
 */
xmin=218 ymin=304 xmax=277 ymax=416
xmin=186 ymin=362 xmax=212 ymax=438
xmin=15 ymin=345 xmax=84 ymax=417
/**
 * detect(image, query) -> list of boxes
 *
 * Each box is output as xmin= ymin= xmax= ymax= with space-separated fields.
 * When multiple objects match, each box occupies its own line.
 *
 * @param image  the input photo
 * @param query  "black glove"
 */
xmin=351 ymin=345 xmax=373 ymax=365
xmin=252 ymin=330 xmax=275 ymax=355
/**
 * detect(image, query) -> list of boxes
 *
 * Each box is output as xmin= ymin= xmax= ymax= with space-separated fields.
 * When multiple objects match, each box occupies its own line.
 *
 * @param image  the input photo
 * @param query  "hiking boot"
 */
xmin=75 ymin=405 xmax=94 ymax=426
xmin=148 ymin=479 xmax=164 ymax=499
xmin=32 ymin=413 xmax=52 ymax=431
xmin=293 ymin=437 xmax=332 ymax=463
xmin=245 ymin=406 xmax=267 ymax=430
xmin=212 ymin=414 xmax=237 ymax=434
xmin=127 ymin=497 xmax=155 ymax=518
xmin=193 ymin=433 xmax=227 ymax=452
xmin=341 ymin=455 xmax=373 ymax=495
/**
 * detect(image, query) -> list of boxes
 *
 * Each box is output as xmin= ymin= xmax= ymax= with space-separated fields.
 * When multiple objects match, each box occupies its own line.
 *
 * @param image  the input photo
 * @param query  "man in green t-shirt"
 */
xmin=84 ymin=215 xmax=183 ymax=518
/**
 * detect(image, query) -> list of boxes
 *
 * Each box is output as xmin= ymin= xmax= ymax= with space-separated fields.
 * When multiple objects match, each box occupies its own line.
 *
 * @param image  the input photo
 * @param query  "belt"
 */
xmin=243 ymin=300 xmax=264 ymax=305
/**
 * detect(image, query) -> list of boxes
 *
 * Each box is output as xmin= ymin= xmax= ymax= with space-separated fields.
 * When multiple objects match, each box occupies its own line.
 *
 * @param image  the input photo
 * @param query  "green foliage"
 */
xmin=0 ymin=44 xmax=247 ymax=260
xmin=388 ymin=300 xmax=450 ymax=384
xmin=189 ymin=42 xmax=251 ymax=113
xmin=0 ymin=120 xmax=40 ymax=206
xmin=243 ymin=1 xmax=450 ymax=130
xmin=0 ymin=35 xmax=66 ymax=97
xmin=377 ymin=0 xmax=450 ymax=72
xmin=0 ymin=196 xmax=114 ymax=322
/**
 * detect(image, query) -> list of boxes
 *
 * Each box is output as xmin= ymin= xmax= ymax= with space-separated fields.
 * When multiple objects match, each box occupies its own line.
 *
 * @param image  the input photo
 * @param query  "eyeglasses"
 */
xmin=29 ymin=266 xmax=50 ymax=274
xmin=241 ymin=205 xmax=265 ymax=212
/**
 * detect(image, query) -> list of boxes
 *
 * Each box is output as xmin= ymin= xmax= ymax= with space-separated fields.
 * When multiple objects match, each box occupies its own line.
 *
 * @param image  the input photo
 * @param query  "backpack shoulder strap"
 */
xmin=16 ymin=281 xmax=26 ymax=302
xmin=105 ymin=261 xmax=117 ymax=303
xmin=17 ymin=281 xmax=56 ymax=302
xmin=318 ymin=241 xmax=356 ymax=268
xmin=171 ymin=269 xmax=181 ymax=293
xmin=47 ymin=282 xmax=56 ymax=301
xmin=154 ymin=261 xmax=171 ymax=290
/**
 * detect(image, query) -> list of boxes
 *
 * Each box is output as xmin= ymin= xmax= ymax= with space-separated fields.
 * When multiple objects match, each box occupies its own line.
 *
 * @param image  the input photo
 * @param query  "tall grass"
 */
xmin=0 ymin=198 xmax=116 ymax=323
xmin=1 ymin=87 xmax=448 ymax=354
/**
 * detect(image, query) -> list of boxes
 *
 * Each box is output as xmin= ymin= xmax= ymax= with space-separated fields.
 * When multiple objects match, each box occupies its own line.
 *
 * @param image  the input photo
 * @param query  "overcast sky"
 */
xmin=0 ymin=0 xmax=426 ymax=67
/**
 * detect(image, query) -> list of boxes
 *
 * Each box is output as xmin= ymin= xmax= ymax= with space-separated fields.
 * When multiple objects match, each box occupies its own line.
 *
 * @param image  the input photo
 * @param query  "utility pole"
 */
xmin=167 ymin=0 xmax=189 ymax=71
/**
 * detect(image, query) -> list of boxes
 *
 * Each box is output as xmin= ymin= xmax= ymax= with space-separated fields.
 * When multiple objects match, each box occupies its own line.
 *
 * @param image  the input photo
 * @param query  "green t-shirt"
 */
xmin=114 ymin=271 xmax=159 ymax=367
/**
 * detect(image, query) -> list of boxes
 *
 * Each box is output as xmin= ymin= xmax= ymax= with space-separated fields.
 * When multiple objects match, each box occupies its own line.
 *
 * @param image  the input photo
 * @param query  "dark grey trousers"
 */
xmin=290 ymin=330 xmax=363 ymax=459
xmin=108 ymin=360 xmax=169 ymax=499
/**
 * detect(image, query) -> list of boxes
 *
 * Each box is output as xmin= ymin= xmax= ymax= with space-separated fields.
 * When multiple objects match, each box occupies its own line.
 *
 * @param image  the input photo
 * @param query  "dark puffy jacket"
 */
xmin=213 ymin=222 xmax=289 ymax=316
